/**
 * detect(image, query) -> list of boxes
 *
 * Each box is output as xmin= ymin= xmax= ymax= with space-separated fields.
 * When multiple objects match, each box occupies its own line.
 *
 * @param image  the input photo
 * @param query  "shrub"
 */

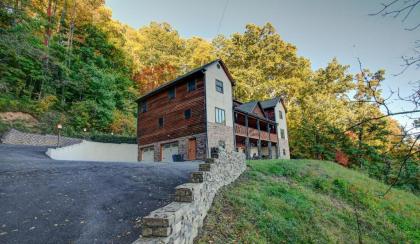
xmin=90 ymin=133 xmax=137 ymax=144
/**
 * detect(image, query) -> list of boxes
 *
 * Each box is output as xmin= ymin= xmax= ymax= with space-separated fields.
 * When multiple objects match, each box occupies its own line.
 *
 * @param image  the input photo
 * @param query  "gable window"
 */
xmin=280 ymin=129 xmax=285 ymax=139
xmin=187 ymin=80 xmax=196 ymax=92
xmin=216 ymin=79 xmax=224 ymax=93
xmin=215 ymin=107 xmax=226 ymax=125
xmin=168 ymin=87 xmax=175 ymax=99
xmin=279 ymin=111 xmax=283 ymax=120
xmin=140 ymin=101 xmax=147 ymax=113
xmin=184 ymin=109 xmax=191 ymax=119
xmin=158 ymin=117 xmax=164 ymax=128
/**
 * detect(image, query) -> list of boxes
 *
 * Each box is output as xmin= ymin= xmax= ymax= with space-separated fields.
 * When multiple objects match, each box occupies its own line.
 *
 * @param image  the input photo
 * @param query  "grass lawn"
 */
xmin=195 ymin=159 xmax=420 ymax=243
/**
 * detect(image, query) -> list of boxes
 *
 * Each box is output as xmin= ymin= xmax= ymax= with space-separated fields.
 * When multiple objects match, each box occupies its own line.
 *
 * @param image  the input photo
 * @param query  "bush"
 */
xmin=90 ymin=133 xmax=137 ymax=144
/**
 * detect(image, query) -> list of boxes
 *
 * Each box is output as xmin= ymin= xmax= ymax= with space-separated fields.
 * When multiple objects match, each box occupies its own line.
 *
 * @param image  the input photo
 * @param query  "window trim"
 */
xmin=215 ymin=107 xmax=226 ymax=125
xmin=280 ymin=128 xmax=285 ymax=139
xmin=187 ymin=80 xmax=196 ymax=92
xmin=168 ymin=87 xmax=176 ymax=100
xmin=184 ymin=109 xmax=192 ymax=119
xmin=215 ymin=79 xmax=224 ymax=93
xmin=140 ymin=101 xmax=147 ymax=113
xmin=158 ymin=117 xmax=164 ymax=128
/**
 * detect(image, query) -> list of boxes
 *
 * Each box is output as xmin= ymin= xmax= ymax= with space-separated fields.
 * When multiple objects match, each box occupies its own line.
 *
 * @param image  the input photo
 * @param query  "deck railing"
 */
xmin=234 ymin=123 xmax=277 ymax=142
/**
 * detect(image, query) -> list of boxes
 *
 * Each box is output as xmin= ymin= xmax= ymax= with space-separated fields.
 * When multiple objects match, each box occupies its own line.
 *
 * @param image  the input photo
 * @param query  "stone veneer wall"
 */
xmin=206 ymin=122 xmax=234 ymax=153
xmin=1 ymin=129 xmax=81 ymax=147
xmin=139 ymin=133 xmax=207 ymax=161
xmin=134 ymin=148 xmax=246 ymax=244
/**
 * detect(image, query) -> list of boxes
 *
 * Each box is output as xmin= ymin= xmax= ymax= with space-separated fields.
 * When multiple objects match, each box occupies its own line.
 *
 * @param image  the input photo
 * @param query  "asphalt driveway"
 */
xmin=0 ymin=144 xmax=199 ymax=244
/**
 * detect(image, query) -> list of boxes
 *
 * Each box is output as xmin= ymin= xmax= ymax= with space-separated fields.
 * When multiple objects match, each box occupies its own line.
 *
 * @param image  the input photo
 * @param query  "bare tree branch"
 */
xmin=370 ymin=0 xmax=420 ymax=30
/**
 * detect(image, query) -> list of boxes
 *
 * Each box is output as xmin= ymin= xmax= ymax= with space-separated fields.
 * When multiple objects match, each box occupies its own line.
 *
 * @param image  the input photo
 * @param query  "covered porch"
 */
xmin=234 ymin=110 xmax=279 ymax=159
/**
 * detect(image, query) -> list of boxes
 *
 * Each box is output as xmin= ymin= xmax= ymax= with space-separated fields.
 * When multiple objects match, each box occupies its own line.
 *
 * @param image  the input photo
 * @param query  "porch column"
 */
xmin=274 ymin=124 xmax=280 ymax=159
xmin=233 ymin=112 xmax=237 ymax=150
xmin=257 ymin=119 xmax=261 ymax=159
xmin=245 ymin=114 xmax=250 ymax=160
xmin=267 ymin=123 xmax=272 ymax=159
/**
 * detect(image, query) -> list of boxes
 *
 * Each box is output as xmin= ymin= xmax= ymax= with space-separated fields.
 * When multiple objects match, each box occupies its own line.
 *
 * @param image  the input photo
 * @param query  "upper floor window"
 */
xmin=168 ymin=87 xmax=175 ymax=99
xmin=140 ymin=101 xmax=147 ymax=113
xmin=216 ymin=79 xmax=224 ymax=93
xmin=187 ymin=80 xmax=196 ymax=92
xmin=279 ymin=111 xmax=283 ymax=120
xmin=158 ymin=117 xmax=164 ymax=128
xmin=184 ymin=109 xmax=191 ymax=119
xmin=215 ymin=107 xmax=226 ymax=125
xmin=280 ymin=129 xmax=285 ymax=139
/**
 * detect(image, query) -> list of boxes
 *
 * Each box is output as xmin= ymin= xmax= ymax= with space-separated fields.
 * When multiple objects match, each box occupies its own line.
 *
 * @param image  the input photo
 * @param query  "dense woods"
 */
xmin=0 ymin=0 xmax=418 ymax=193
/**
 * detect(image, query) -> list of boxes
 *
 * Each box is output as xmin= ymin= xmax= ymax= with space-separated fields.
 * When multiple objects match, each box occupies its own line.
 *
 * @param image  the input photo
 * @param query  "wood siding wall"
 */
xmin=137 ymin=75 xmax=206 ymax=146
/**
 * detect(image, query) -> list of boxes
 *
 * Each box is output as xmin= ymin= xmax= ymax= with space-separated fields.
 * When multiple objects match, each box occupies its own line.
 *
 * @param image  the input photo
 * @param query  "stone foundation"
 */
xmin=206 ymin=122 xmax=234 ymax=153
xmin=134 ymin=148 xmax=246 ymax=243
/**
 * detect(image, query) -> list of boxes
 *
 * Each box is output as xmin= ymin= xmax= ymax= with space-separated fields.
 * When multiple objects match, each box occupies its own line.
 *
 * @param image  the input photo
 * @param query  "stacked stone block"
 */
xmin=134 ymin=148 xmax=246 ymax=244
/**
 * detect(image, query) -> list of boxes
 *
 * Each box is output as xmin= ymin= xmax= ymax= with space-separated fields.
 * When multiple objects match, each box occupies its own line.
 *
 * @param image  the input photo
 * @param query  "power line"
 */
xmin=216 ymin=0 xmax=230 ymax=35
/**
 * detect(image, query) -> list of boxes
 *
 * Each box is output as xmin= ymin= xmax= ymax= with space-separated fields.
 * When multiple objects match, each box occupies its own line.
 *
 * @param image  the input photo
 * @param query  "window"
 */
xmin=140 ymin=101 xmax=147 ymax=113
xmin=280 ymin=129 xmax=285 ymax=139
xmin=215 ymin=107 xmax=226 ymax=124
xmin=158 ymin=117 xmax=164 ymax=128
xmin=187 ymin=80 xmax=196 ymax=92
xmin=283 ymin=149 xmax=286 ymax=156
xmin=279 ymin=111 xmax=283 ymax=119
xmin=218 ymin=140 xmax=226 ymax=149
xmin=184 ymin=109 xmax=191 ymax=119
xmin=168 ymin=87 xmax=175 ymax=99
xmin=216 ymin=79 xmax=224 ymax=93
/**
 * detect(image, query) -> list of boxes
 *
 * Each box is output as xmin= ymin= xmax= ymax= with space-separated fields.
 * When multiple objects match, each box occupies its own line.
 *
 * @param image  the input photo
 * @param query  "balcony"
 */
xmin=235 ymin=123 xmax=277 ymax=143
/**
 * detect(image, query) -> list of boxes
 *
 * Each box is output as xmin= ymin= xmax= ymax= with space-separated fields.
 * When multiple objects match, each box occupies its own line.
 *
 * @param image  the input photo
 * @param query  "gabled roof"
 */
xmin=136 ymin=59 xmax=235 ymax=103
xmin=235 ymin=101 xmax=274 ymax=122
xmin=260 ymin=97 xmax=280 ymax=109
xmin=236 ymin=101 xmax=258 ymax=114
xmin=260 ymin=97 xmax=287 ymax=113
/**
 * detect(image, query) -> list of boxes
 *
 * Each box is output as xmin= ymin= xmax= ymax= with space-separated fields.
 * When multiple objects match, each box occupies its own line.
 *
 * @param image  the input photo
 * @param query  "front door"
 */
xmin=188 ymin=138 xmax=196 ymax=160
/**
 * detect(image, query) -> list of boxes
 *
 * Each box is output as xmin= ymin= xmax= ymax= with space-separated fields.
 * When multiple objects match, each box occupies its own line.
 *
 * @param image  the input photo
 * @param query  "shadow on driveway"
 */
xmin=0 ymin=144 xmax=199 ymax=244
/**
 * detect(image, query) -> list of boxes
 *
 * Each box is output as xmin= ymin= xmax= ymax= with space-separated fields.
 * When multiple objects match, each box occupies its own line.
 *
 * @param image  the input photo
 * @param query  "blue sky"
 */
xmin=106 ymin=0 xmax=419 ymax=126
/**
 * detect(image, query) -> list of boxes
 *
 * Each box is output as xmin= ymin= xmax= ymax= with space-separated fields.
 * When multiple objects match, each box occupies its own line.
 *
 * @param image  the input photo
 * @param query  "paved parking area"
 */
xmin=0 ymin=144 xmax=199 ymax=244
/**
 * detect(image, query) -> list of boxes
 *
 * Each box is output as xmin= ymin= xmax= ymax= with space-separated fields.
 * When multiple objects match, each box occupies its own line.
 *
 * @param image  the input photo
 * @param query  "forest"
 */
xmin=0 ymin=0 xmax=418 ymax=193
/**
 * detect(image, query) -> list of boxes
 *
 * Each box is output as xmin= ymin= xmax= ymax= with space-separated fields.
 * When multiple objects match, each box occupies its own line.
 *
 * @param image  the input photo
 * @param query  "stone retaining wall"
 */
xmin=1 ymin=129 xmax=81 ymax=147
xmin=134 ymin=148 xmax=246 ymax=244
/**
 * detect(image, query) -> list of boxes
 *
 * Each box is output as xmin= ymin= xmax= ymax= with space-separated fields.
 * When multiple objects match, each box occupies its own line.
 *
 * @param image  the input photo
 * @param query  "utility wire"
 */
xmin=216 ymin=0 xmax=230 ymax=35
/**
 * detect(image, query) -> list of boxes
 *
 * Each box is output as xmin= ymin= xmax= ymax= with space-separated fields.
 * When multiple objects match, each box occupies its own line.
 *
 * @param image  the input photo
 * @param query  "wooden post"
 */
xmin=257 ymin=119 xmax=261 ymax=159
xmin=233 ymin=112 xmax=237 ymax=151
xmin=275 ymin=124 xmax=280 ymax=159
xmin=267 ymin=123 xmax=272 ymax=159
xmin=245 ymin=114 xmax=250 ymax=160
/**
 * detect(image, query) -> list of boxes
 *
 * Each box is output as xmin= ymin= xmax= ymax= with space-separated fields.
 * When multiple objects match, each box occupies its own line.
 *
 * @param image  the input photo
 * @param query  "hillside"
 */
xmin=196 ymin=160 xmax=420 ymax=243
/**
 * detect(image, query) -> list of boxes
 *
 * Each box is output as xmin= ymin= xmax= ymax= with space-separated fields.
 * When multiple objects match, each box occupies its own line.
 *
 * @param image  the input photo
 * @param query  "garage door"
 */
xmin=162 ymin=142 xmax=179 ymax=162
xmin=142 ymin=147 xmax=154 ymax=161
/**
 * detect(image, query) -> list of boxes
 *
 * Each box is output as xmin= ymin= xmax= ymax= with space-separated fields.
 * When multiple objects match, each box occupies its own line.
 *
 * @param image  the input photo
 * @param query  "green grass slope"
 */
xmin=196 ymin=160 xmax=420 ymax=243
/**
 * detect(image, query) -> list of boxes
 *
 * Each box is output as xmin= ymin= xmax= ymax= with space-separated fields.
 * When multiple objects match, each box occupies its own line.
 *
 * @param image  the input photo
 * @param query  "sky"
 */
xmin=106 ymin=0 xmax=419 ymax=127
